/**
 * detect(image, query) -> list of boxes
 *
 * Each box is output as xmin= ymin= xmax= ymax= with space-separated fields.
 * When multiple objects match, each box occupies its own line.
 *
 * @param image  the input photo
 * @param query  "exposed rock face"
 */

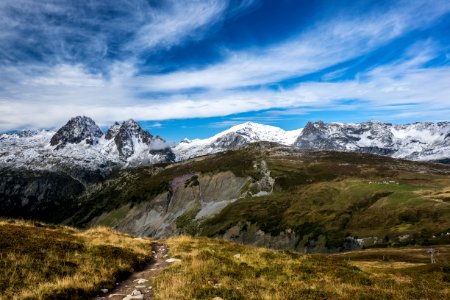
xmin=174 ymin=121 xmax=450 ymax=162
xmin=296 ymin=121 xmax=394 ymax=152
xmin=50 ymin=116 xmax=103 ymax=149
xmin=106 ymin=119 xmax=152 ymax=158
xmin=214 ymin=132 xmax=248 ymax=150
xmin=1 ymin=116 xmax=175 ymax=174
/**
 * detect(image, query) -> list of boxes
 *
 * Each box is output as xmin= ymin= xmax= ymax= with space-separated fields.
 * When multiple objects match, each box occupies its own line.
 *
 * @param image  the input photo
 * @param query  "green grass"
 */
xmin=0 ymin=219 xmax=153 ymax=299
xmin=96 ymin=204 xmax=131 ymax=227
xmin=175 ymin=203 xmax=202 ymax=235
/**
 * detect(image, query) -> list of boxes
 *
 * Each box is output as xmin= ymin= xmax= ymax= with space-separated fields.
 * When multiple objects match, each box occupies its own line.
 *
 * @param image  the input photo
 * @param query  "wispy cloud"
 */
xmin=135 ymin=0 xmax=450 ymax=91
xmin=128 ymin=1 xmax=229 ymax=53
xmin=0 ymin=0 xmax=449 ymax=131
xmin=0 ymin=0 xmax=238 ymax=69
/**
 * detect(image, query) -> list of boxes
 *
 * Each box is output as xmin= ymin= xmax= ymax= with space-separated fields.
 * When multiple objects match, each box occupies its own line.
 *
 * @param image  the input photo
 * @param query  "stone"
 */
xmin=166 ymin=258 xmax=181 ymax=263
xmin=101 ymin=288 xmax=108 ymax=293
xmin=122 ymin=290 xmax=144 ymax=300
xmin=234 ymin=253 xmax=241 ymax=259
xmin=133 ymin=278 xmax=149 ymax=284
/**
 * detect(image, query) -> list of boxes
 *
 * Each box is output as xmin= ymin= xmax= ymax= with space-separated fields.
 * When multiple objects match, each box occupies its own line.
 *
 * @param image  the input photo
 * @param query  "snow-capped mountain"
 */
xmin=294 ymin=121 xmax=450 ymax=161
xmin=173 ymin=122 xmax=302 ymax=161
xmin=50 ymin=116 xmax=103 ymax=149
xmin=1 ymin=118 xmax=449 ymax=177
xmin=0 ymin=116 xmax=174 ymax=178
xmin=173 ymin=120 xmax=449 ymax=162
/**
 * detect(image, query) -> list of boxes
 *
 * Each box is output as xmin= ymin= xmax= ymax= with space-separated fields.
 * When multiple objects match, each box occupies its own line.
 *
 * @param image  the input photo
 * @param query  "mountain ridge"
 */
xmin=1 ymin=117 xmax=449 ymax=176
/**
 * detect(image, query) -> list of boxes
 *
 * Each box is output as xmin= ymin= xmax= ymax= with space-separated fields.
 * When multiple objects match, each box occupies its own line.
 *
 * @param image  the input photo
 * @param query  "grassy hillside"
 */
xmin=67 ymin=147 xmax=263 ymax=227
xmin=69 ymin=143 xmax=450 ymax=250
xmin=1 ymin=220 xmax=449 ymax=299
xmin=0 ymin=219 xmax=152 ymax=299
xmin=154 ymin=236 xmax=450 ymax=299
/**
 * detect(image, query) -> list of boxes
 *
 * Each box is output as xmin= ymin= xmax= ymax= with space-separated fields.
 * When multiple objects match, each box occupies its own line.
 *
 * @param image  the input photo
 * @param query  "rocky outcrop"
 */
xmin=106 ymin=119 xmax=152 ymax=159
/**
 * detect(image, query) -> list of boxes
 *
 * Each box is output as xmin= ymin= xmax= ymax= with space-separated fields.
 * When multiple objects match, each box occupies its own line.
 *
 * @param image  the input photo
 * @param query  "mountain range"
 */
xmin=1 ymin=116 xmax=449 ymax=175
xmin=1 ymin=115 xmax=450 ymax=251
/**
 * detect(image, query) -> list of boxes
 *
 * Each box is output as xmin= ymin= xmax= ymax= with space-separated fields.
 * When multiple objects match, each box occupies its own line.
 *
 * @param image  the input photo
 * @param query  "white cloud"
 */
xmin=128 ymin=0 xmax=228 ymax=52
xmin=1 ymin=0 xmax=450 ymax=131
xmin=2 ymin=49 xmax=450 ymax=130
xmin=135 ymin=0 xmax=450 ymax=91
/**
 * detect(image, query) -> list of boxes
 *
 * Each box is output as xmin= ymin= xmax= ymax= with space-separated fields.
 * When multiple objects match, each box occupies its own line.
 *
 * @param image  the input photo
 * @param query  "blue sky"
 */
xmin=0 ymin=0 xmax=450 ymax=141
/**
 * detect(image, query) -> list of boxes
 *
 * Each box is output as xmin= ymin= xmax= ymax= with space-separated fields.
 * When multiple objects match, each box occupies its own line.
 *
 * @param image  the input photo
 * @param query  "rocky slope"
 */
xmin=1 ymin=119 xmax=449 ymax=173
xmin=1 ymin=117 xmax=449 ymax=228
xmin=50 ymin=116 xmax=103 ymax=149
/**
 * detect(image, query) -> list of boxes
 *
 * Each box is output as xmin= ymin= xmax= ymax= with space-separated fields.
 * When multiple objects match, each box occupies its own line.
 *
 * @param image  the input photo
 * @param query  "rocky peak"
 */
xmin=301 ymin=121 xmax=325 ymax=136
xmin=105 ymin=122 xmax=121 ymax=140
xmin=106 ymin=119 xmax=153 ymax=143
xmin=105 ymin=119 xmax=156 ymax=159
xmin=50 ymin=116 xmax=103 ymax=149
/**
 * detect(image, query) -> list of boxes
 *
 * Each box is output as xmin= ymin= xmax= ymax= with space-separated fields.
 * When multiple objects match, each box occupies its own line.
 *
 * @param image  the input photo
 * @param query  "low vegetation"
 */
xmin=155 ymin=236 xmax=450 ymax=300
xmin=0 ymin=219 xmax=152 ymax=299
xmin=2 ymin=219 xmax=449 ymax=299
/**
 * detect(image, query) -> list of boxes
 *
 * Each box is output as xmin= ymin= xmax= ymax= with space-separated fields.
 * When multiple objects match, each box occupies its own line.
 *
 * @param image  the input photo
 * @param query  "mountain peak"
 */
xmin=50 ymin=116 xmax=103 ymax=149
xmin=105 ymin=119 xmax=160 ymax=159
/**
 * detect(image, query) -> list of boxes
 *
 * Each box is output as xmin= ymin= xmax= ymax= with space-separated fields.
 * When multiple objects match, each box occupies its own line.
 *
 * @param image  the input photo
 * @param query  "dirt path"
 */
xmin=94 ymin=243 xmax=171 ymax=300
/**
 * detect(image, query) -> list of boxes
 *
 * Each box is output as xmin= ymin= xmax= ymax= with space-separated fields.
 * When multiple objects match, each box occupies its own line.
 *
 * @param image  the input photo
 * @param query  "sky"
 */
xmin=0 ymin=0 xmax=450 ymax=141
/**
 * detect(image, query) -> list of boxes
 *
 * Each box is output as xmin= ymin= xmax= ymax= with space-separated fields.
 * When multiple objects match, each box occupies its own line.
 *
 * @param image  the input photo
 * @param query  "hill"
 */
xmin=68 ymin=143 xmax=450 ymax=252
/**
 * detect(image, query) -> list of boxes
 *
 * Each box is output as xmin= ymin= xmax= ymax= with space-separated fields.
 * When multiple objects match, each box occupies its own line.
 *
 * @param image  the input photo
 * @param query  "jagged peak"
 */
xmin=123 ymin=118 xmax=139 ymax=126
xmin=50 ymin=116 xmax=103 ymax=149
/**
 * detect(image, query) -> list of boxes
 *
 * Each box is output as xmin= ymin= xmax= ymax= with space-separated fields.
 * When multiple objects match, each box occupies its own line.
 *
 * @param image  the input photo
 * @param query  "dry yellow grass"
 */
xmin=0 ymin=219 xmax=152 ymax=299
xmin=154 ymin=236 xmax=450 ymax=300
xmin=2 ymin=220 xmax=449 ymax=299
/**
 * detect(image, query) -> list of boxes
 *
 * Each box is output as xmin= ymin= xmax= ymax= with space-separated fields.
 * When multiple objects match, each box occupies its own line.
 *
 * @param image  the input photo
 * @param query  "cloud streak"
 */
xmin=0 ymin=0 xmax=449 ymax=131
